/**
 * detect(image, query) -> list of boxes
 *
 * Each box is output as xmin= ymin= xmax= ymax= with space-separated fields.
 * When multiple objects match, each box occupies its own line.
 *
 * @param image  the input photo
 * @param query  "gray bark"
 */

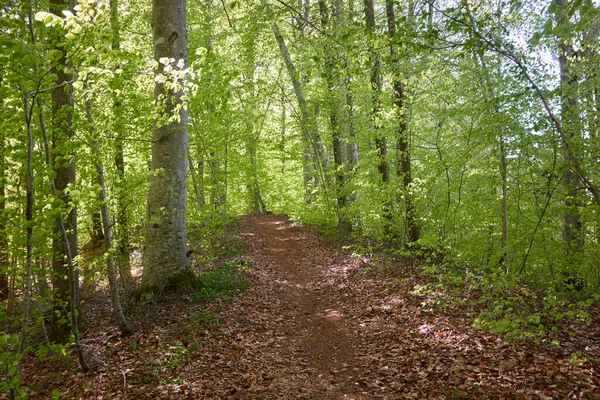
xmin=272 ymin=21 xmax=330 ymax=173
xmin=556 ymin=0 xmax=584 ymax=254
xmin=48 ymin=0 xmax=79 ymax=345
xmin=386 ymin=0 xmax=420 ymax=243
xmin=364 ymin=0 xmax=390 ymax=185
xmin=142 ymin=0 xmax=193 ymax=297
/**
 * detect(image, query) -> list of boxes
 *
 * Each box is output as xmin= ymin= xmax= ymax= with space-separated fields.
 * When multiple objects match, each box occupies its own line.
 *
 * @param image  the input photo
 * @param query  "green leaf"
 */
xmin=529 ymin=32 xmax=542 ymax=46
xmin=48 ymin=49 xmax=63 ymax=61
xmin=44 ymin=14 xmax=55 ymax=26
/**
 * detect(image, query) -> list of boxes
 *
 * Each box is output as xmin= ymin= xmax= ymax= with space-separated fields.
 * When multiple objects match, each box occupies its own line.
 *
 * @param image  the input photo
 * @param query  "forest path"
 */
xmin=20 ymin=214 xmax=600 ymax=399
xmin=228 ymin=215 xmax=365 ymax=399
xmin=209 ymin=215 xmax=599 ymax=399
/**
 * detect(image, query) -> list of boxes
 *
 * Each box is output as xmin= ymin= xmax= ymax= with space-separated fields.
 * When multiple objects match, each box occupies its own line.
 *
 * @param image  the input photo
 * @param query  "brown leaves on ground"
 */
xmin=16 ymin=215 xmax=600 ymax=399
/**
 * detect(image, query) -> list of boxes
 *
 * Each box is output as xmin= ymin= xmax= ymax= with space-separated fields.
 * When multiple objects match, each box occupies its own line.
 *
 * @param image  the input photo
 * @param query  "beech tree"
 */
xmin=48 ymin=0 xmax=79 ymax=344
xmin=141 ymin=0 xmax=194 ymax=298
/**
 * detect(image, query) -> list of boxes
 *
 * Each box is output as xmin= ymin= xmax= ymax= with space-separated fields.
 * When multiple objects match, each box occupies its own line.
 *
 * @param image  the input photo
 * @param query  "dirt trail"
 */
xmin=245 ymin=216 xmax=361 ymax=397
xmin=222 ymin=215 xmax=365 ymax=399
xmin=19 ymin=214 xmax=600 ymax=399
xmin=213 ymin=215 xmax=599 ymax=399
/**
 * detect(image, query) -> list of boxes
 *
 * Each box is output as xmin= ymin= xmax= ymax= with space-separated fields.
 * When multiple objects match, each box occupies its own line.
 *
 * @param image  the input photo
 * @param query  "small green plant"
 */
xmin=569 ymin=351 xmax=587 ymax=366
xmin=35 ymin=342 xmax=70 ymax=361
xmin=196 ymin=259 xmax=251 ymax=299
xmin=183 ymin=310 xmax=220 ymax=335
xmin=164 ymin=340 xmax=187 ymax=370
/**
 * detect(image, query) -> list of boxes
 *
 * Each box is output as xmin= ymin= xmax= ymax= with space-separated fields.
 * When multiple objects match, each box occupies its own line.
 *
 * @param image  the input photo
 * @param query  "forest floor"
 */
xmin=16 ymin=215 xmax=600 ymax=399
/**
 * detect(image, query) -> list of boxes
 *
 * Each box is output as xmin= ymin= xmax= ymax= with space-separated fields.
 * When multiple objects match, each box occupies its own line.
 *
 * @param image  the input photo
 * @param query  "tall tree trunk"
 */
xmin=0 ymin=112 xmax=7 ymax=299
xmin=319 ymin=0 xmax=349 ymax=235
xmin=141 ymin=0 xmax=194 ymax=298
xmin=556 ymin=0 xmax=584 ymax=257
xmin=342 ymin=0 xmax=360 ymax=201
xmin=386 ymin=0 xmax=420 ymax=243
xmin=272 ymin=20 xmax=330 ymax=186
xmin=364 ymin=0 xmax=390 ymax=185
xmin=48 ymin=0 xmax=79 ymax=345
xmin=110 ymin=0 xmax=132 ymax=283
xmin=249 ymin=140 xmax=268 ymax=214
xmin=34 ymin=41 xmax=89 ymax=370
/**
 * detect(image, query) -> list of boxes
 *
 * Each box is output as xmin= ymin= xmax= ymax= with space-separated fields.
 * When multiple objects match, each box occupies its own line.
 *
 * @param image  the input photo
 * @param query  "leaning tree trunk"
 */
xmin=141 ymin=0 xmax=194 ymax=298
xmin=272 ymin=20 xmax=330 ymax=185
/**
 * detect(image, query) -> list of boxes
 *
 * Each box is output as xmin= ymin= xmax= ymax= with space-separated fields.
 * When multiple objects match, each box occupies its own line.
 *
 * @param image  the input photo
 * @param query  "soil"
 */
xmin=15 ymin=215 xmax=600 ymax=399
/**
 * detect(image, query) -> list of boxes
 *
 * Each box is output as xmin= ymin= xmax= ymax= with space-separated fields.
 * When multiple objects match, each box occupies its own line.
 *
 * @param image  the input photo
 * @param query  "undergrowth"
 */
xmin=414 ymin=262 xmax=599 ymax=345
xmin=195 ymin=259 xmax=252 ymax=300
xmin=347 ymin=240 xmax=599 ymax=347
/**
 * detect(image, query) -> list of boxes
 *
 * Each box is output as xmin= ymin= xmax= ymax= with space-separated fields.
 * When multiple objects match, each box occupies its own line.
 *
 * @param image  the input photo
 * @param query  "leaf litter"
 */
xmin=15 ymin=215 xmax=600 ymax=399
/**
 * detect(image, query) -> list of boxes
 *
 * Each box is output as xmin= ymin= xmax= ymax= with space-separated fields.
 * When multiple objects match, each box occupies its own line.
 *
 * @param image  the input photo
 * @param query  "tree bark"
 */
xmin=556 ymin=0 xmax=584 ymax=255
xmin=110 ymin=0 xmax=133 ymax=283
xmin=364 ymin=0 xmax=390 ymax=185
xmin=48 ymin=0 xmax=79 ymax=344
xmin=386 ymin=1 xmax=420 ymax=243
xmin=141 ymin=0 xmax=194 ymax=298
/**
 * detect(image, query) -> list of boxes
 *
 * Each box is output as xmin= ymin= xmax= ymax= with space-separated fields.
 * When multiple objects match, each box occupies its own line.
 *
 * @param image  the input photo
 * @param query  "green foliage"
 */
xmin=0 ymin=331 xmax=23 ymax=397
xmin=1 ymin=0 xmax=600 ymax=390
xmin=473 ymin=276 xmax=547 ymax=341
xmin=412 ymin=263 xmax=597 ymax=343
xmin=34 ymin=342 xmax=69 ymax=362
xmin=195 ymin=260 xmax=251 ymax=300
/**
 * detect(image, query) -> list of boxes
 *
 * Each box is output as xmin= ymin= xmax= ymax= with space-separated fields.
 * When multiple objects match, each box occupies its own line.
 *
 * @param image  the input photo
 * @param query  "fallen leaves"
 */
xmin=16 ymin=215 xmax=600 ymax=399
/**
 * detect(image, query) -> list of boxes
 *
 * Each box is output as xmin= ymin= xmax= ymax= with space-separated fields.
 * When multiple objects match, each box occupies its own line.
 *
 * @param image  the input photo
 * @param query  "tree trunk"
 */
xmin=556 ymin=0 xmax=584 ymax=256
xmin=272 ymin=20 xmax=330 ymax=183
xmin=90 ymin=211 xmax=104 ymax=248
xmin=141 ymin=0 xmax=194 ymax=298
xmin=0 ymin=114 xmax=7 ymax=299
xmin=48 ymin=0 xmax=79 ymax=345
xmin=95 ymin=146 xmax=132 ymax=336
xmin=386 ymin=1 xmax=420 ymax=243
xmin=249 ymin=141 xmax=268 ymax=214
xmin=110 ymin=0 xmax=133 ymax=283
xmin=364 ymin=0 xmax=390 ymax=185
xmin=319 ymin=0 xmax=349 ymax=235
